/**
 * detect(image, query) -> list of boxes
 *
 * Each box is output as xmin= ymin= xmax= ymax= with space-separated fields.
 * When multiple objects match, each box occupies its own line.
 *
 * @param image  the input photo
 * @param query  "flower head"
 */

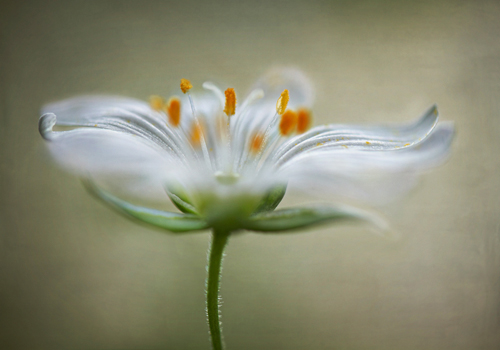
xmin=39 ymin=68 xmax=454 ymax=232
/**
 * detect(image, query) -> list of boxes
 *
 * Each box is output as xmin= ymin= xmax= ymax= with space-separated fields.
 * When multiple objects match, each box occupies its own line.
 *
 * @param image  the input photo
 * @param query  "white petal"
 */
xmin=42 ymin=95 xmax=191 ymax=159
xmin=39 ymin=113 xmax=180 ymax=201
xmin=280 ymin=123 xmax=455 ymax=203
xmin=42 ymin=95 xmax=159 ymax=125
xmin=274 ymin=105 xmax=440 ymax=165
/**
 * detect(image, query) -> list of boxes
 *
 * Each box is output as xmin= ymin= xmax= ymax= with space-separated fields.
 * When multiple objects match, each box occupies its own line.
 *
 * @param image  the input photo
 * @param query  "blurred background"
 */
xmin=1 ymin=0 xmax=500 ymax=349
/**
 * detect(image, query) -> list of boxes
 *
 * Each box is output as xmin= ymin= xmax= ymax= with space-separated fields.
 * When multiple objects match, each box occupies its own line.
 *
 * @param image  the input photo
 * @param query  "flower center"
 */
xmin=148 ymin=79 xmax=312 ymax=177
xmin=215 ymin=171 xmax=240 ymax=185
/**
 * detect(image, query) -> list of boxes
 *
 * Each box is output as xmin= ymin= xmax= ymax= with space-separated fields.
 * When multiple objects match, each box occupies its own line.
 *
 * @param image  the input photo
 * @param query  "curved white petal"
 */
xmin=280 ymin=123 xmax=455 ymax=203
xmin=42 ymin=95 xmax=193 ymax=160
xmin=274 ymin=105 xmax=440 ymax=165
xmin=39 ymin=113 xmax=180 ymax=200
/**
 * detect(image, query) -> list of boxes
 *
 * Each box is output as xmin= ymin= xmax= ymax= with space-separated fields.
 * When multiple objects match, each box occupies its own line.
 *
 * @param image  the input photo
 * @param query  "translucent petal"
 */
xmin=280 ymin=123 xmax=455 ymax=203
xmin=39 ymin=113 xmax=179 ymax=200
xmin=42 ymin=95 xmax=192 ymax=159
xmin=274 ymin=105 xmax=439 ymax=165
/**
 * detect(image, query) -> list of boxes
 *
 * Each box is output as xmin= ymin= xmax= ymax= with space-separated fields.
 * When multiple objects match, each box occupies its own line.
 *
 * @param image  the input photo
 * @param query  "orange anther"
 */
xmin=223 ymin=88 xmax=236 ymax=117
xmin=180 ymin=78 xmax=193 ymax=94
xmin=190 ymin=122 xmax=203 ymax=147
xmin=296 ymin=108 xmax=311 ymax=134
xmin=149 ymin=95 xmax=165 ymax=111
xmin=250 ymin=132 xmax=265 ymax=154
xmin=279 ymin=109 xmax=298 ymax=136
xmin=165 ymin=97 xmax=181 ymax=127
xmin=276 ymin=89 xmax=289 ymax=115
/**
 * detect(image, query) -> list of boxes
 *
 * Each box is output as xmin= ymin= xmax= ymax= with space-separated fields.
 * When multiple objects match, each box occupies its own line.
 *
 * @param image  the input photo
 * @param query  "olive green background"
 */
xmin=1 ymin=0 xmax=499 ymax=349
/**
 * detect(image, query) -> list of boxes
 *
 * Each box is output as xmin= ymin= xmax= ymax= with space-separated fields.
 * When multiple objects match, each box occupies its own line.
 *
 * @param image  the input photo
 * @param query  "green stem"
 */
xmin=206 ymin=229 xmax=230 ymax=350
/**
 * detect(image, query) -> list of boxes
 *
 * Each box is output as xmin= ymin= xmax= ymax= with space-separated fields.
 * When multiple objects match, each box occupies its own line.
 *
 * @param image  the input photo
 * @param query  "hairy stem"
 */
xmin=206 ymin=229 xmax=230 ymax=350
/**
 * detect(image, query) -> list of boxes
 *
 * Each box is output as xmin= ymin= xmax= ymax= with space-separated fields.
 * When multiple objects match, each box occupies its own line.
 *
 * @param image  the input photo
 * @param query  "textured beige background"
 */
xmin=1 ymin=1 xmax=500 ymax=349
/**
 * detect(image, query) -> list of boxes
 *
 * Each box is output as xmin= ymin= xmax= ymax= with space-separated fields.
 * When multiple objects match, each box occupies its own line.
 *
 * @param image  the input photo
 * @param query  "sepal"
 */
xmin=243 ymin=205 xmax=375 ymax=233
xmin=253 ymin=184 xmax=287 ymax=214
xmin=83 ymin=180 xmax=209 ymax=233
xmin=166 ymin=188 xmax=199 ymax=215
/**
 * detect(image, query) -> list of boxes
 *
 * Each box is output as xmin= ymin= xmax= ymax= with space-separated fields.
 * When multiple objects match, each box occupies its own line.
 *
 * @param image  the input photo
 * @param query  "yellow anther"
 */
xmin=165 ymin=97 xmax=181 ymax=127
xmin=149 ymin=95 xmax=165 ymax=111
xmin=250 ymin=132 xmax=265 ymax=154
xmin=296 ymin=108 xmax=311 ymax=134
xmin=279 ymin=109 xmax=298 ymax=136
xmin=180 ymin=78 xmax=193 ymax=94
xmin=223 ymin=88 xmax=236 ymax=117
xmin=366 ymin=141 xmax=370 ymax=145
xmin=190 ymin=122 xmax=203 ymax=147
xmin=276 ymin=89 xmax=289 ymax=115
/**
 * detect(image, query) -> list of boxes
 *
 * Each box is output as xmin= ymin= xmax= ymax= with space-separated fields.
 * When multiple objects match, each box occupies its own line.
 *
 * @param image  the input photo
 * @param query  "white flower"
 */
xmin=39 ymin=68 xmax=454 ymax=232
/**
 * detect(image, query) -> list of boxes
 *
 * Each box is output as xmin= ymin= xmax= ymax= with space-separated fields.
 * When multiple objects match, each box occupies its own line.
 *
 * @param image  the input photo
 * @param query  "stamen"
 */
xmin=165 ymin=97 xmax=181 ymax=127
xmin=223 ymin=88 xmax=236 ymax=117
xmin=249 ymin=132 xmax=265 ymax=154
xmin=276 ymin=89 xmax=289 ymax=115
xmin=190 ymin=121 xmax=204 ymax=147
xmin=181 ymin=81 xmax=213 ymax=169
xmin=180 ymin=78 xmax=193 ymax=94
xmin=296 ymin=108 xmax=311 ymax=134
xmin=149 ymin=95 xmax=165 ymax=111
xmin=279 ymin=109 xmax=298 ymax=136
